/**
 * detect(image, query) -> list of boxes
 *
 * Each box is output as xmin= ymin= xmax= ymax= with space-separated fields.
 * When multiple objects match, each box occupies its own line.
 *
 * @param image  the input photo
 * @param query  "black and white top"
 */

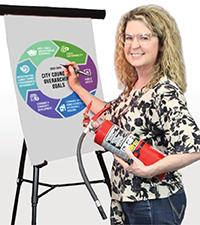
xmin=104 ymin=76 xmax=200 ymax=202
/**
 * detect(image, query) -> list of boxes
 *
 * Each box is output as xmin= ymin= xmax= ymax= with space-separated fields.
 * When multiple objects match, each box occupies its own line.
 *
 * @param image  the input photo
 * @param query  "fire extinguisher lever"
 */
xmin=83 ymin=102 xmax=111 ymax=131
xmin=83 ymin=101 xmax=93 ymax=127
xmin=83 ymin=101 xmax=92 ymax=118
xmin=91 ymin=104 xmax=111 ymax=121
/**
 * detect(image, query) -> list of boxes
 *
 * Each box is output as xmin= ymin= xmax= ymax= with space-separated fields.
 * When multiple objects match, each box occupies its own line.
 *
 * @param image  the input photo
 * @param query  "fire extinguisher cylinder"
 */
xmin=94 ymin=120 xmax=166 ymax=181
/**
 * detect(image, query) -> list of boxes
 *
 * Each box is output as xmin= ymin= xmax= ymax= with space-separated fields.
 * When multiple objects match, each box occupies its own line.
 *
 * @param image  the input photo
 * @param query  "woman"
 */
xmin=65 ymin=5 xmax=200 ymax=225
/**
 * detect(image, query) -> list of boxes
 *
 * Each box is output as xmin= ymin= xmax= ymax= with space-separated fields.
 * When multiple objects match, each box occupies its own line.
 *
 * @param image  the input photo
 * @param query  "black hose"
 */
xmin=76 ymin=132 xmax=107 ymax=220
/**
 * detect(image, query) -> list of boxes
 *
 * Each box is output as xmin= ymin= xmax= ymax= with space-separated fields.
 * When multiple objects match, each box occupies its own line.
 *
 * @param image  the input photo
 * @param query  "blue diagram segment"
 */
xmin=57 ymin=90 xmax=96 ymax=118
xmin=16 ymin=59 xmax=38 ymax=101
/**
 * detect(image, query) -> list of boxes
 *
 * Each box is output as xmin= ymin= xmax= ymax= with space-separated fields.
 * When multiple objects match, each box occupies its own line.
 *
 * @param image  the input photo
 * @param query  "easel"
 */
xmin=11 ymin=139 xmax=111 ymax=225
xmin=0 ymin=4 xmax=109 ymax=224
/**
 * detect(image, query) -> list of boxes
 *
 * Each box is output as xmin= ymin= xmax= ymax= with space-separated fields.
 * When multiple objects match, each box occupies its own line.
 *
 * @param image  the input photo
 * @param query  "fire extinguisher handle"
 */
xmin=91 ymin=105 xmax=111 ymax=121
xmin=84 ymin=101 xmax=92 ymax=116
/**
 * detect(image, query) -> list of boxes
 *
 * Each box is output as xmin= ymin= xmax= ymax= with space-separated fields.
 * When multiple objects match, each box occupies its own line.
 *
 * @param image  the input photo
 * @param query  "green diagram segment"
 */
xmin=19 ymin=40 xmax=58 ymax=67
xmin=53 ymin=40 xmax=87 ymax=64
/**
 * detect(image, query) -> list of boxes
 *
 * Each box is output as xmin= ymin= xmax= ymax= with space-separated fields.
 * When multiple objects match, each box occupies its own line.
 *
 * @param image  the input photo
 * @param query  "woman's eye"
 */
xmin=139 ymin=35 xmax=149 ymax=41
xmin=125 ymin=35 xmax=133 ymax=41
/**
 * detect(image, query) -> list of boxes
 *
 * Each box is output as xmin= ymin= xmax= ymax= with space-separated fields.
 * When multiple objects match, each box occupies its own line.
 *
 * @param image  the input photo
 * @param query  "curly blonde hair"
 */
xmin=115 ymin=4 xmax=186 ymax=94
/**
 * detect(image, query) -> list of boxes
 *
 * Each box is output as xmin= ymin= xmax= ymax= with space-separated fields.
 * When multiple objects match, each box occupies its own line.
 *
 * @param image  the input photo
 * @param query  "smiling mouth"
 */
xmin=131 ymin=53 xmax=145 ymax=57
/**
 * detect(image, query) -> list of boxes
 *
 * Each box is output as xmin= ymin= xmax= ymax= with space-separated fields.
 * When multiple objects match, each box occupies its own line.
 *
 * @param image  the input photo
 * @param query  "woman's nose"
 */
xmin=131 ymin=37 xmax=141 ymax=48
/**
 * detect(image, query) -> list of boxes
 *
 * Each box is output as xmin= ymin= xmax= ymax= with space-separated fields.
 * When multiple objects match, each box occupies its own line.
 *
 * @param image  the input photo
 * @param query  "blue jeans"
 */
xmin=112 ymin=188 xmax=186 ymax=225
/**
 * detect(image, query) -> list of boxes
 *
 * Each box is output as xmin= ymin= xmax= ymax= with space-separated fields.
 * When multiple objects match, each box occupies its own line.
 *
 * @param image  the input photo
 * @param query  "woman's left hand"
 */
xmin=114 ymin=148 xmax=200 ymax=179
xmin=114 ymin=148 xmax=151 ymax=179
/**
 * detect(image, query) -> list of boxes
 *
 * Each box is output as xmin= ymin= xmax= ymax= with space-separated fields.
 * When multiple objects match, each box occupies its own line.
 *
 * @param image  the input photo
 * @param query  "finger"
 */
xmin=64 ymin=67 xmax=74 ymax=77
xmin=113 ymin=154 xmax=121 ymax=162
xmin=68 ymin=66 xmax=80 ymax=78
xmin=64 ymin=68 xmax=69 ymax=76
xmin=71 ymin=61 xmax=79 ymax=70
xmin=125 ymin=148 xmax=135 ymax=159
xmin=125 ymin=149 xmax=141 ymax=164
xmin=113 ymin=154 xmax=130 ymax=169
xmin=65 ymin=61 xmax=80 ymax=70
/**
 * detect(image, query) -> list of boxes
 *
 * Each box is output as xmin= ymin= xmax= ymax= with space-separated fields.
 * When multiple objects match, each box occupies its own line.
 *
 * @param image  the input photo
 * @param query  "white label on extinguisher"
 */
xmin=105 ymin=125 xmax=128 ymax=149
xmin=121 ymin=134 xmax=140 ymax=152
xmin=101 ymin=124 xmax=140 ymax=162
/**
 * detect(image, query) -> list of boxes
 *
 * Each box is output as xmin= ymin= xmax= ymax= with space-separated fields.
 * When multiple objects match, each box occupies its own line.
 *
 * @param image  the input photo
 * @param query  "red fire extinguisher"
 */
xmin=83 ymin=101 xmax=166 ymax=181
xmin=76 ymin=102 xmax=166 ymax=220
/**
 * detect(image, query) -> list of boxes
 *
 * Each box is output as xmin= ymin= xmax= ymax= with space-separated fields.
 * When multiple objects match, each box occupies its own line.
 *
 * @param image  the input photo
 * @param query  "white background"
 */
xmin=0 ymin=0 xmax=200 ymax=224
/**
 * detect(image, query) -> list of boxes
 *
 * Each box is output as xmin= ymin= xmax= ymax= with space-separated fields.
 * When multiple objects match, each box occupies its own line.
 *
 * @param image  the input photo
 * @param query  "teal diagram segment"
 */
xmin=16 ymin=59 xmax=38 ymax=101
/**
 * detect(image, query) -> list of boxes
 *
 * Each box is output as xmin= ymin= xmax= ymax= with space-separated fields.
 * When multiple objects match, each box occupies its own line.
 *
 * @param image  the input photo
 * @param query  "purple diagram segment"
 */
xmin=79 ymin=55 xmax=98 ymax=92
xmin=27 ymin=90 xmax=62 ymax=118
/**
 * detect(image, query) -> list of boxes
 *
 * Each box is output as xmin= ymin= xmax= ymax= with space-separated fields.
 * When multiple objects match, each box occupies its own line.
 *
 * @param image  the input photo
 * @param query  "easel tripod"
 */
xmin=1 ymin=4 xmax=107 ymax=224
xmin=11 ymin=139 xmax=111 ymax=225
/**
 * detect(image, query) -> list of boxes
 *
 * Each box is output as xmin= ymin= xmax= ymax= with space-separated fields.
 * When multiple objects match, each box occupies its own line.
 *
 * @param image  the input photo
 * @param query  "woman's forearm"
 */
xmin=148 ymin=152 xmax=200 ymax=178
xmin=73 ymin=84 xmax=107 ymax=115
xmin=114 ymin=149 xmax=200 ymax=179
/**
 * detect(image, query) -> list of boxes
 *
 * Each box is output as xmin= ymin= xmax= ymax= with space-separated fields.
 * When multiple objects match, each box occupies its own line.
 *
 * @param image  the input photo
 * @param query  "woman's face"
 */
xmin=124 ymin=20 xmax=161 ymax=75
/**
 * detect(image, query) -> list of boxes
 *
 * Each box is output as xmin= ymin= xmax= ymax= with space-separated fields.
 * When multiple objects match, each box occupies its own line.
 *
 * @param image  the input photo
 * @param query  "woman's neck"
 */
xmin=132 ymin=76 xmax=151 ymax=91
xmin=133 ymin=68 xmax=152 ymax=90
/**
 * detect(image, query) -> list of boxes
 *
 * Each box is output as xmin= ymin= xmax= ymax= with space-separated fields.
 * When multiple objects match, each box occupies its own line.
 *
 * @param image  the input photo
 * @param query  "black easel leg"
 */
xmin=11 ymin=145 xmax=109 ymax=224
xmin=11 ymin=139 xmax=27 ymax=225
xmin=31 ymin=161 xmax=48 ymax=225
xmin=95 ymin=151 xmax=111 ymax=196
xmin=31 ymin=166 xmax=39 ymax=225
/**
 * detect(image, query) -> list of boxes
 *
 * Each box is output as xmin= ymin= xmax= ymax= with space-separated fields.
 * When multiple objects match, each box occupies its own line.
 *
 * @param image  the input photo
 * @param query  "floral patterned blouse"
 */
xmin=104 ymin=76 xmax=200 ymax=202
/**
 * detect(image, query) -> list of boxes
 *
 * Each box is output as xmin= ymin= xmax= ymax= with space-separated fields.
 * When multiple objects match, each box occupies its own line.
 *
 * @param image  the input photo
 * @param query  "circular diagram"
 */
xmin=16 ymin=40 xmax=98 ymax=118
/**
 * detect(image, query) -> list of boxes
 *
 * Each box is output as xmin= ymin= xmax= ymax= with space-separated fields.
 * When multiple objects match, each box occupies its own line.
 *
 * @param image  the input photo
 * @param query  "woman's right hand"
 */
xmin=64 ymin=61 xmax=81 ymax=91
xmin=64 ymin=62 xmax=107 ymax=115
